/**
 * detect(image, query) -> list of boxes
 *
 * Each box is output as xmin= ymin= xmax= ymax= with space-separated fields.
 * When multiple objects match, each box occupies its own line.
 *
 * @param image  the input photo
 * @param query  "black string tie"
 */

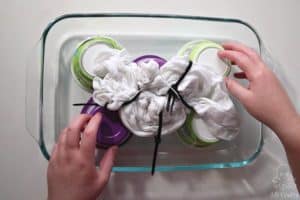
xmin=151 ymin=60 xmax=194 ymax=175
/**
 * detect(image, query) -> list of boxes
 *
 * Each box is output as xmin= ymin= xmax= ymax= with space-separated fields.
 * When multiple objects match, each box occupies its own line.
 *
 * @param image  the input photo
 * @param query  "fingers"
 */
xmin=80 ymin=113 xmax=102 ymax=159
xmin=218 ymin=50 xmax=255 ymax=80
xmin=57 ymin=129 xmax=68 ymax=148
xmin=65 ymin=114 xmax=91 ymax=149
xmin=225 ymin=78 xmax=251 ymax=102
xmin=222 ymin=42 xmax=260 ymax=62
xmin=97 ymin=146 xmax=118 ymax=188
xmin=54 ymin=130 xmax=69 ymax=162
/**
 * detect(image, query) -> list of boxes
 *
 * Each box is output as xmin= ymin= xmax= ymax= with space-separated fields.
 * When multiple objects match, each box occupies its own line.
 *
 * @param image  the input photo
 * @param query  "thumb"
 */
xmin=225 ymin=77 xmax=251 ymax=103
xmin=97 ymin=146 xmax=118 ymax=187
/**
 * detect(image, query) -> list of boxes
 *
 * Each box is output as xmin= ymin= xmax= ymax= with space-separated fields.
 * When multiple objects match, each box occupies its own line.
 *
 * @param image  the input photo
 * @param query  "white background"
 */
xmin=0 ymin=0 xmax=299 ymax=199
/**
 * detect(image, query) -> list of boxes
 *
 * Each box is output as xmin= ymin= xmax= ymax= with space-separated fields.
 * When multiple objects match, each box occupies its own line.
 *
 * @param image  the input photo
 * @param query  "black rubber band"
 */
xmin=166 ymin=94 xmax=172 ymax=112
xmin=174 ymin=60 xmax=193 ymax=88
xmin=122 ymin=91 xmax=142 ymax=107
xmin=151 ymin=111 xmax=163 ymax=175
xmin=73 ymin=103 xmax=99 ymax=106
xmin=170 ymin=95 xmax=176 ymax=113
xmin=166 ymin=60 xmax=195 ymax=113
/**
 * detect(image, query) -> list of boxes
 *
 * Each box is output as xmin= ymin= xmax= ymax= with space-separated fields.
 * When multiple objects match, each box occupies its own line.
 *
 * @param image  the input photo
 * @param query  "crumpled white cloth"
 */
xmin=93 ymin=52 xmax=240 ymax=139
xmin=177 ymin=62 xmax=240 ymax=140
xmin=93 ymin=51 xmax=139 ymax=110
xmin=120 ymin=91 xmax=187 ymax=137
xmin=93 ymin=50 xmax=161 ymax=111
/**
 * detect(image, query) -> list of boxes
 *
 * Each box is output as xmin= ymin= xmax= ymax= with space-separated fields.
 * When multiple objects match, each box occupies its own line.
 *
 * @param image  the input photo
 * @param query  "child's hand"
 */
xmin=47 ymin=113 xmax=118 ymax=200
xmin=218 ymin=42 xmax=298 ymax=133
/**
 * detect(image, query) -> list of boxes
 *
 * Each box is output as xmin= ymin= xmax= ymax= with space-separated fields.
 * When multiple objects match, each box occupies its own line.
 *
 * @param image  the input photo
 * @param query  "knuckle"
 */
xmin=248 ymin=48 xmax=259 ymax=59
xmin=63 ymin=127 xmax=71 ymax=134
xmin=59 ymin=134 xmax=67 ymax=145
xmin=66 ymin=126 xmax=75 ymax=133
xmin=239 ymin=56 xmax=250 ymax=66
xmin=77 ymin=162 xmax=86 ymax=170
xmin=59 ymin=152 xmax=72 ymax=163
xmin=253 ymin=69 xmax=265 ymax=79
xmin=257 ymin=62 xmax=265 ymax=69
xmin=228 ymin=51 xmax=238 ymax=60
xmin=59 ymin=129 xmax=67 ymax=139
xmin=99 ymin=174 xmax=109 ymax=186
xmin=84 ymin=129 xmax=94 ymax=137
xmin=68 ymin=124 xmax=81 ymax=133
xmin=233 ymin=54 xmax=248 ymax=66
xmin=75 ymin=157 xmax=88 ymax=169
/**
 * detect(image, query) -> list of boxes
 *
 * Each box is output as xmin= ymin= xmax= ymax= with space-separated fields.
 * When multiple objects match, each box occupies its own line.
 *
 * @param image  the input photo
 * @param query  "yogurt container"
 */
xmin=134 ymin=55 xmax=167 ymax=67
xmin=71 ymin=36 xmax=123 ymax=92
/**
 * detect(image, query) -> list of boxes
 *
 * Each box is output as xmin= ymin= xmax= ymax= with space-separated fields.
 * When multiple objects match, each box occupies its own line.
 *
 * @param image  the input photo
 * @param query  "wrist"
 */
xmin=274 ymin=112 xmax=300 ymax=150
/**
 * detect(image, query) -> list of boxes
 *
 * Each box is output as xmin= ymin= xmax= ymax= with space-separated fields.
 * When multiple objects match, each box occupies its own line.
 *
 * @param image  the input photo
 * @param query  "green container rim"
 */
xmin=71 ymin=36 xmax=123 ymax=92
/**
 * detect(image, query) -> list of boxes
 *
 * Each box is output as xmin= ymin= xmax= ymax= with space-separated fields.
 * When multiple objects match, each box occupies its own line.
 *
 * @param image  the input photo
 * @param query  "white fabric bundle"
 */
xmin=92 ymin=52 xmax=239 ymax=140
xmin=177 ymin=61 xmax=240 ymax=140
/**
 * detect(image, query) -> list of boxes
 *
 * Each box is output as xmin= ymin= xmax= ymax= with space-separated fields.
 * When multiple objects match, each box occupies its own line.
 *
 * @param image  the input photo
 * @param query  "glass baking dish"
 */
xmin=26 ymin=13 xmax=263 ymax=172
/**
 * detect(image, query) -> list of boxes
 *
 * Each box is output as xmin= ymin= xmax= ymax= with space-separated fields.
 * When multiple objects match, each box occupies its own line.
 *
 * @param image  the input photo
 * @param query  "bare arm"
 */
xmin=218 ymin=42 xmax=300 ymax=191
xmin=277 ymin=115 xmax=300 ymax=191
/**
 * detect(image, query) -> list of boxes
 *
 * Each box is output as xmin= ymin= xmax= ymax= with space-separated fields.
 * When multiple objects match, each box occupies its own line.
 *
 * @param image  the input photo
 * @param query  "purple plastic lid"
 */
xmin=81 ymin=98 xmax=130 ymax=148
xmin=133 ymin=55 xmax=166 ymax=67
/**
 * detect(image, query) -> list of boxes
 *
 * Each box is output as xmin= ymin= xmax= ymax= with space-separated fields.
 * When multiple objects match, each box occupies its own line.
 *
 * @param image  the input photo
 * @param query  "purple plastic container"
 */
xmin=81 ymin=98 xmax=130 ymax=148
xmin=134 ymin=55 xmax=167 ymax=67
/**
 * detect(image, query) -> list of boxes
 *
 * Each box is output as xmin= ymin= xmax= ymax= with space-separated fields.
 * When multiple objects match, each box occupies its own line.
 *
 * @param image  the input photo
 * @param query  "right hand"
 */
xmin=218 ymin=42 xmax=298 ymax=133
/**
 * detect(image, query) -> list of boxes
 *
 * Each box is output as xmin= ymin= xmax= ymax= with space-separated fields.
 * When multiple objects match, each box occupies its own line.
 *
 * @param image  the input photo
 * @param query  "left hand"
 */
xmin=47 ymin=113 xmax=118 ymax=200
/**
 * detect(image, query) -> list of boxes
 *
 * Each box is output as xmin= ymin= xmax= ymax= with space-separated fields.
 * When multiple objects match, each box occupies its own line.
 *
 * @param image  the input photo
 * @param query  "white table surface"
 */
xmin=0 ymin=0 xmax=299 ymax=199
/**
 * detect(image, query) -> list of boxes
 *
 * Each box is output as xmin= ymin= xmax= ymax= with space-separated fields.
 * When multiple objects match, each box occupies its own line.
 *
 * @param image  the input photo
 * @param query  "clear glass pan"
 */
xmin=26 ymin=13 xmax=263 ymax=172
